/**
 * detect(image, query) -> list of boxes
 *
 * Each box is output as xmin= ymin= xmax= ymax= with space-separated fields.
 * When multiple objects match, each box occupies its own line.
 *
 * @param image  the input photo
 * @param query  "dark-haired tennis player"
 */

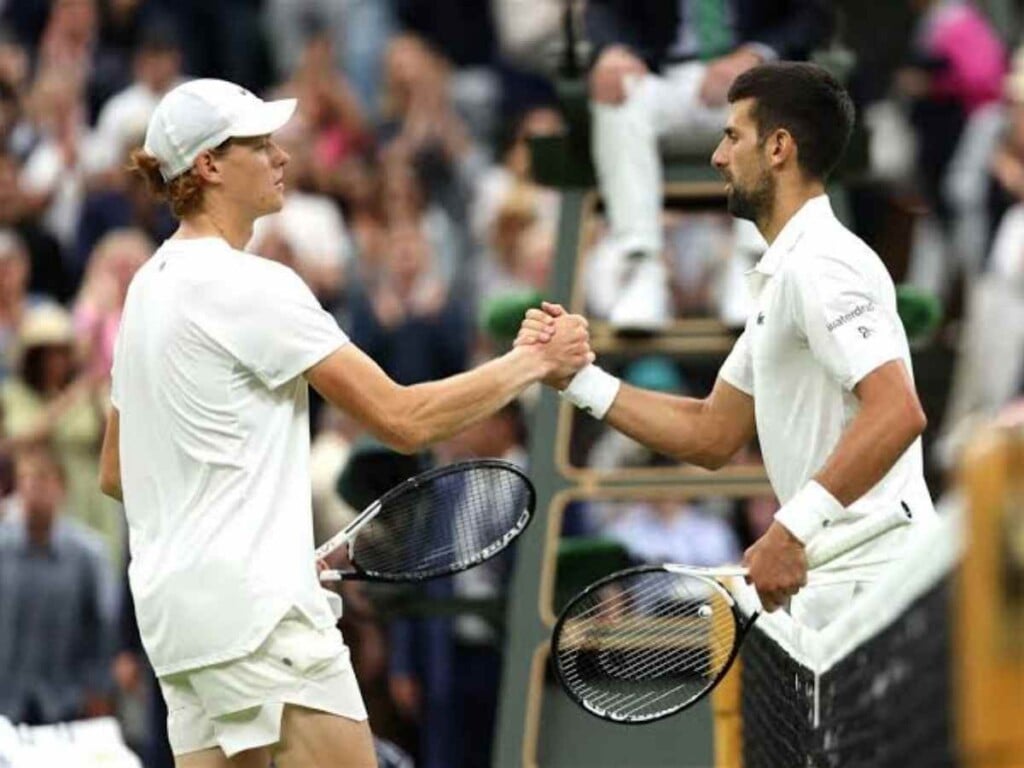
xmin=519 ymin=62 xmax=936 ymax=631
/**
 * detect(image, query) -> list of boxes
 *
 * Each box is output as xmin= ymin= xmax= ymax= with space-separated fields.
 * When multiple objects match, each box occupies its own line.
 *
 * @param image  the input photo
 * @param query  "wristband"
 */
xmin=560 ymin=364 xmax=621 ymax=419
xmin=774 ymin=480 xmax=845 ymax=544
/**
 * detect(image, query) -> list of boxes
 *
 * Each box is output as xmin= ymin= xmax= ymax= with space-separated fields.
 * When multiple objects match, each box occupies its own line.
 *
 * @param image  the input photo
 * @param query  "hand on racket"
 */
xmin=316 ymin=459 xmax=535 ymax=583
xmin=550 ymin=505 xmax=912 ymax=724
xmin=741 ymin=520 xmax=810 ymax=611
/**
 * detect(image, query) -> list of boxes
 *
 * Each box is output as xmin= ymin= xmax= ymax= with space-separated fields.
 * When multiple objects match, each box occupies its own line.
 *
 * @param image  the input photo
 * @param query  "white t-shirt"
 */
xmin=111 ymin=237 xmax=349 ymax=676
xmin=719 ymin=196 xmax=935 ymax=551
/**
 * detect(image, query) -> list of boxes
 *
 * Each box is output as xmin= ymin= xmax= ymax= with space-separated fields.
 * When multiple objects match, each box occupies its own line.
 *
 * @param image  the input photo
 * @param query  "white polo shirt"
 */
xmin=719 ymin=196 xmax=935 ymax=550
xmin=111 ymin=237 xmax=349 ymax=676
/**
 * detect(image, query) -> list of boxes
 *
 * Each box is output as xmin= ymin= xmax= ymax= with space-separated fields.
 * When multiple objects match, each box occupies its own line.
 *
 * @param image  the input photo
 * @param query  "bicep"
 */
xmin=704 ymin=376 xmax=756 ymax=455
xmin=853 ymin=359 xmax=925 ymax=419
xmin=305 ymin=345 xmax=408 ymax=446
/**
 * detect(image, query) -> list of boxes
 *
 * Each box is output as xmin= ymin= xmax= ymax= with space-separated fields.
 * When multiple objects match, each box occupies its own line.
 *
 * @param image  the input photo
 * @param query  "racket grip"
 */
xmin=805 ymin=505 xmax=912 ymax=569
xmin=319 ymin=570 xmax=342 ymax=583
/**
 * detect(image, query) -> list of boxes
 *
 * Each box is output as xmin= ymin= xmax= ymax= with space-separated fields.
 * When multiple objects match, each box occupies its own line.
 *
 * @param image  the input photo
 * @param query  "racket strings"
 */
xmin=353 ymin=465 xmax=531 ymax=579
xmin=555 ymin=570 xmax=738 ymax=721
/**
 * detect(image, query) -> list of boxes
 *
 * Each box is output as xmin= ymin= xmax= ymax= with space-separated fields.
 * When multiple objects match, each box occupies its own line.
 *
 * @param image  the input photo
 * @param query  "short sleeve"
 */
xmin=718 ymin=330 xmax=754 ymax=395
xmin=204 ymin=262 xmax=349 ymax=389
xmin=792 ymin=256 xmax=904 ymax=391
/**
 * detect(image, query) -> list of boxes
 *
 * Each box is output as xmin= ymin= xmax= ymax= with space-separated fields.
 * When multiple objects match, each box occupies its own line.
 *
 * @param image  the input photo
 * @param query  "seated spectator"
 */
xmin=0 ymin=443 xmax=116 ymax=725
xmin=1 ymin=303 xmax=121 ymax=568
xmin=583 ymin=0 xmax=832 ymax=331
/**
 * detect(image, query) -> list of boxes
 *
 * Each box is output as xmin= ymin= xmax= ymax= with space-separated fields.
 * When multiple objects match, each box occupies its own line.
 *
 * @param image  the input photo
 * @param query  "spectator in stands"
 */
xmin=0 ymin=27 xmax=31 ymax=157
xmin=250 ymin=70 xmax=362 ymax=303
xmin=72 ymin=228 xmax=151 ymax=381
xmin=472 ymin=105 xmax=562 ymax=301
xmin=895 ymin=0 xmax=1006 ymax=225
xmin=0 ymin=443 xmax=116 ymax=725
xmin=89 ymin=21 xmax=184 ymax=181
xmin=0 ymin=230 xmax=39 ymax=381
xmin=264 ymin=0 xmax=395 ymax=118
xmin=270 ymin=29 xmax=372 ymax=196
xmin=0 ymin=151 xmax=66 ymax=300
xmin=0 ymin=303 xmax=120 ymax=568
xmin=584 ymin=0 xmax=833 ymax=331
xmin=348 ymin=224 xmax=469 ymax=386
xmin=379 ymin=141 xmax=467 ymax=289
xmin=394 ymin=0 xmax=501 ymax=144
xmin=20 ymin=68 xmax=90 ymax=260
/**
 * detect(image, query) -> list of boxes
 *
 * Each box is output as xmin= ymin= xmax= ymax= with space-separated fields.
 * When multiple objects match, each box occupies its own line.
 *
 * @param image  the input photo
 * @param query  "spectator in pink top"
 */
xmin=896 ymin=0 xmax=1007 ymax=224
xmin=912 ymin=0 xmax=1006 ymax=114
xmin=72 ymin=228 xmax=151 ymax=380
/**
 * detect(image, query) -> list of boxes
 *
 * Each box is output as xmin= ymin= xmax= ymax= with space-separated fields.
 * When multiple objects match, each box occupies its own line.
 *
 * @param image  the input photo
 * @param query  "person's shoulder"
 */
xmin=229 ymin=250 xmax=305 ymax=286
xmin=797 ymin=217 xmax=881 ymax=280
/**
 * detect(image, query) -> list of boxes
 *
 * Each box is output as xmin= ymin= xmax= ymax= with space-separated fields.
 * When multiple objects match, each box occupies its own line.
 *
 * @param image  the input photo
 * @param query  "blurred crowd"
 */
xmin=0 ymin=0 xmax=1022 ymax=766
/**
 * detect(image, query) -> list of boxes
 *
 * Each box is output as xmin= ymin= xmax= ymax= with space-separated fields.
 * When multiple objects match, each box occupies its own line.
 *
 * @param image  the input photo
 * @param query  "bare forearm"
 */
xmin=604 ymin=384 xmax=729 ymax=469
xmin=815 ymin=407 xmax=923 ymax=506
xmin=395 ymin=347 xmax=546 ymax=451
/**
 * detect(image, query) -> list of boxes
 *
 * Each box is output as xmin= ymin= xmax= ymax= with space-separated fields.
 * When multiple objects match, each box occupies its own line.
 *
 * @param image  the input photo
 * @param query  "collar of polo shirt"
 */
xmin=750 ymin=195 xmax=834 ymax=277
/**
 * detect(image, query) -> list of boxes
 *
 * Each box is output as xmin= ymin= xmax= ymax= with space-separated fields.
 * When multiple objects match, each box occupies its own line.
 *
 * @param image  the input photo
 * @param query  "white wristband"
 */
xmin=774 ymin=480 xmax=845 ymax=545
xmin=560 ymin=364 xmax=621 ymax=419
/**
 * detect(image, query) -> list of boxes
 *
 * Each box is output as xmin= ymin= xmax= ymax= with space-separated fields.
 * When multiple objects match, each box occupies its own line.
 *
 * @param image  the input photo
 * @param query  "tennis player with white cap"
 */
xmin=99 ymin=79 xmax=593 ymax=767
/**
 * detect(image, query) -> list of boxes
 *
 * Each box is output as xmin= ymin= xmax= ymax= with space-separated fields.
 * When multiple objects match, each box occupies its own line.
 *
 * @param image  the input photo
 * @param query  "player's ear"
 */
xmin=765 ymin=128 xmax=794 ymax=169
xmin=193 ymin=149 xmax=223 ymax=184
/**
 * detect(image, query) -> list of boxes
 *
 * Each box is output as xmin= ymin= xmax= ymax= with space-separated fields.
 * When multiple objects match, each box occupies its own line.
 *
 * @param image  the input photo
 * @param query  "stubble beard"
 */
xmin=726 ymin=167 xmax=775 ymax=225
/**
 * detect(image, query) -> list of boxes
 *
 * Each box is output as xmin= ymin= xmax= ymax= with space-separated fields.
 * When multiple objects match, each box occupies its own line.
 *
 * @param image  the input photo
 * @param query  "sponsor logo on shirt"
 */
xmin=825 ymin=301 xmax=875 ymax=333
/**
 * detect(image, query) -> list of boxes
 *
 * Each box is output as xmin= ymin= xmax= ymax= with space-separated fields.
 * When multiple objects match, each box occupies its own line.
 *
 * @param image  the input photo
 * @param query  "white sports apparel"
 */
xmin=111 ymin=237 xmax=349 ymax=676
xmin=144 ymin=78 xmax=296 ymax=181
xmin=718 ymin=196 xmax=936 ymax=560
xmin=160 ymin=609 xmax=367 ymax=757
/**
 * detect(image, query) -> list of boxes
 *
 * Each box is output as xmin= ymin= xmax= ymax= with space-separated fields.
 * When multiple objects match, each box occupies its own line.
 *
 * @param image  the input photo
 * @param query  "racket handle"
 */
xmin=805 ymin=505 xmax=912 ymax=569
xmin=319 ymin=570 xmax=342 ymax=583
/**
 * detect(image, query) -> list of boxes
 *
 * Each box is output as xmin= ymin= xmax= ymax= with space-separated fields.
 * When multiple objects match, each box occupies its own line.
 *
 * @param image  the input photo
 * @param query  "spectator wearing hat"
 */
xmin=0 ymin=303 xmax=121 ymax=569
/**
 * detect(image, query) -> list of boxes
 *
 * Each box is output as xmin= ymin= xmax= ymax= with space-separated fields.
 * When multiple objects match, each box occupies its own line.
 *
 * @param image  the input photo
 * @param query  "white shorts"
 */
xmin=158 ymin=609 xmax=368 ymax=758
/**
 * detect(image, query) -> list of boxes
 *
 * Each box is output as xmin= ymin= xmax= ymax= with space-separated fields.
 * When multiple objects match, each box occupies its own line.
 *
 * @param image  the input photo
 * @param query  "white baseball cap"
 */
xmin=143 ymin=78 xmax=297 ymax=181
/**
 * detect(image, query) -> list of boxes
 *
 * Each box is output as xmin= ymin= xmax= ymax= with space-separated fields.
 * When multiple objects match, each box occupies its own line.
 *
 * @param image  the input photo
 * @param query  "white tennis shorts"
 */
xmin=158 ymin=609 xmax=368 ymax=758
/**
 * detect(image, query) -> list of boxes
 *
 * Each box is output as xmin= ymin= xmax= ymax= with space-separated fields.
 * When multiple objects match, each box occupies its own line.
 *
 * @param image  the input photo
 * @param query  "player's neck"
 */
xmin=176 ymin=208 xmax=254 ymax=251
xmin=760 ymin=179 xmax=827 ymax=245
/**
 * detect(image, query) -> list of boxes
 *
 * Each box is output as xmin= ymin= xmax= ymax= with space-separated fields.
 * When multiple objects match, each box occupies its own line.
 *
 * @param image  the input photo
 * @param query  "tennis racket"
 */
xmin=550 ymin=505 xmax=912 ymax=723
xmin=317 ymin=459 xmax=535 ymax=583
